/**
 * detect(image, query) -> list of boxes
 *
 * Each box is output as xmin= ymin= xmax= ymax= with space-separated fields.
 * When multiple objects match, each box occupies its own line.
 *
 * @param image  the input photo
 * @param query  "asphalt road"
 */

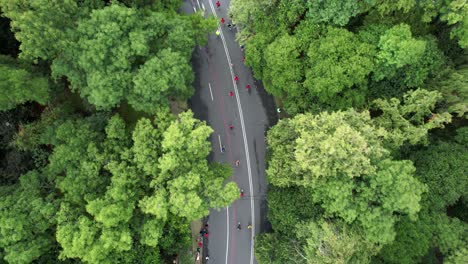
xmin=182 ymin=0 xmax=278 ymax=263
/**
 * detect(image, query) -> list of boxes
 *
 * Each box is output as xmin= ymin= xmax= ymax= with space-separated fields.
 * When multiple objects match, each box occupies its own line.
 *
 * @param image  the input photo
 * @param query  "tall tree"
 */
xmin=0 ymin=0 xmax=102 ymax=62
xmin=304 ymin=27 xmax=375 ymax=110
xmin=129 ymin=49 xmax=194 ymax=113
xmin=296 ymin=220 xmax=378 ymax=264
xmin=0 ymin=55 xmax=49 ymax=111
xmin=51 ymin=4 xmax=214 ymax=111
xmin=372 ymin=89 xmax=452 ymax=147
xmin=306 ymin=0 xmax=363 ymax=26
xmin=374 ymin=24 xmax=427 ymax=81
xmin=0 ymin=171 xmax=57 ymax=264
xmin=267 ymin=109 xmax=426 ymax=244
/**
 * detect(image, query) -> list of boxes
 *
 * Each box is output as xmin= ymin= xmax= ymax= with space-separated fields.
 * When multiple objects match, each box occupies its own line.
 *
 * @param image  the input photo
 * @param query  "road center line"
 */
xmin=225 ymin=206 xmax=230 ymax=264
xmin=209 ymin=82 xmax=214 ymax=101
xmin=218 ymin=134 xmax=223 ymax=152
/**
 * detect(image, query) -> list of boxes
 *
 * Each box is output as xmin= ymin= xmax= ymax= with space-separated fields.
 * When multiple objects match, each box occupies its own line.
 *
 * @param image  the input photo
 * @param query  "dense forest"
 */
xmin=0 ymin=0 xmax=239 ymax=263
xmin=229 ymin=0 xmax=467 ymax=263
xmin=1 ymin=0 xmax=467 ymax=263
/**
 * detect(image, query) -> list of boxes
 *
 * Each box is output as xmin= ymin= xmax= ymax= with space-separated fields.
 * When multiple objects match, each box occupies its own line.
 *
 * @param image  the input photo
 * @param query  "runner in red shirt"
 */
xmin=216 ymin=1 xmax=220 ymax=8
xmin=220 ymin=17 xmax=225 ymax=24
xmin=234 ymin=76 xmax=239 ymax=83
xmin=229 ymin=91 xmax=234 ymax=97
xmin=245 ymin=84 xmax=251 ymax=90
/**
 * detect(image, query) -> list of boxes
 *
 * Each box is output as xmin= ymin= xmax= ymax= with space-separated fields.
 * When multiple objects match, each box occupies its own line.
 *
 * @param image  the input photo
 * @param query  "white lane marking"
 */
xmin=208 ymin=1 xmax=256 ymax=264
xmin=193 ymin=6 xmax=196 ymax=12
xmin=209 ymin=82 xmax=214 ymax=101
xmin=201 ymin=2 xmax=205 ymax=10
xmin=225 ymin=207 xmax=230 ymax=264
xmin=218 ymin=134 xmax=223 ymax=152
xmin=196 ymin=0 xmax=202 ymax=10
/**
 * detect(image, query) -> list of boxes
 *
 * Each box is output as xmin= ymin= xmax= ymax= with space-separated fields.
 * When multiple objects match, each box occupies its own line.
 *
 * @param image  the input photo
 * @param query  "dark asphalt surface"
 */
xmin=182 ymin=0 xmax=278 ymax=263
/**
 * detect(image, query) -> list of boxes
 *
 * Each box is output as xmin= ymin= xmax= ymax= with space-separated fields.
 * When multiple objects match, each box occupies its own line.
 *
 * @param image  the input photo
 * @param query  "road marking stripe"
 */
xmin=225 ymin=206 xmax=230 ymax=264
xmin=218 ymin=134 xmax=222 ymax=152
xmin=209 ymin=82 xmax=214 ymax=101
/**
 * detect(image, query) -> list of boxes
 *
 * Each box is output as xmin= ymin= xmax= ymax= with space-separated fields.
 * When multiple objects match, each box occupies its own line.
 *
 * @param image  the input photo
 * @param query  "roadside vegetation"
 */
xmin=0 ymin=1 xmax=238 ymax=263
xmin=230 ymin=0 xmax=467 ymax=263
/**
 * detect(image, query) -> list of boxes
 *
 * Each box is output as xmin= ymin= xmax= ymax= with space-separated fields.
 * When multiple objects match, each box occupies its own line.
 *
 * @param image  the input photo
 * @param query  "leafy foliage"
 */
xmin=0 ymin=171 xmax=57 ymax=264
xmin=304 ymin=27 xmax=374 ymax=109
xmin=266 ymin=109 xmax=427 ymax=247
xmin=0 ymin=0 xmax=101 ymax=62
xmin=372 ymin=89 xmax=452 ymax=147
xmin=0 ymin=55 xmax=49 ymax=111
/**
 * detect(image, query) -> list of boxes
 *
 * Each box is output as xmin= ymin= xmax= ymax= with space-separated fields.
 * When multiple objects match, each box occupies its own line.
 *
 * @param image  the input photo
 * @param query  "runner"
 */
xmin=229 ymin=91 xmax=234 ymax=97
xmin=240 ymin=188 xmax=244 ymax=197
xmin=235 ymin=160 xmax=240 ymax=167
xmin=220 ymin=17 xmax=225 ymax=24
xmin=234 ymin=76 xmax=239 ymax=83
xmin=229 ymin=124 xmax=234 ymax=130
xmin=237 ymin=222 xmax=242 ymax=230
xmin=216 ymin=1 xmax=220 ymax=8
xmin=245 ymin=84 xmax=251 ymax=90
xmin=215 ymin=29 xmax=220 ymax=37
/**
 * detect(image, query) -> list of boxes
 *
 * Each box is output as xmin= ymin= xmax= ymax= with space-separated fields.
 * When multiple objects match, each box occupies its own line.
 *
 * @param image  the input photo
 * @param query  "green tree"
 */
xmin=0 ymin=171 xmax=57 ymax=264
xmin=296 ymin=220 xmax=378 ymax=264
xmin=50 ymin=4 xmax=213 ymax=111
xmin=376 ymin=127 xmax=468 ymax=263
xmin=372 ymin=89 xmax=452 ymax=147
xmin=304 ymin=27 xmax=375 ymax=110
xmin=156 ymin=111 xmax=238 ymax=220
xmin=439 ymin=0 xmax=468 ymax=48
xmin=267 ymin=110 xmax=426 ymax=244
xmin=306 ymin=0 xmax=363 ymax=26
xmin=129 ymin=49 xmax=194 ymax=113
xmin=378 ymin=213 xmax=433 ymax=264
xmin=255 ymin=233 xmax=304 ymax=264
xmin=0 ymin=0 xmax=102 ymax=62
xmin=374 ymin=24 xmax=427 ymax=81
xmin=0 ymin=55 xmax=49 ymax=110
xmin=410 ymin=127 xmax=468 ymax=210
xmin=263 ymin=34 xmax=303 ymax=97
xmin=432 ymin=67 xmax=468 ymax=118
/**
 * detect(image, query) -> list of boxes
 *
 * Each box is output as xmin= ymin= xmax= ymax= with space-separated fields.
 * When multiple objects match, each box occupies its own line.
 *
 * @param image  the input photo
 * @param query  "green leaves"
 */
xmin=129 ymin=49 xmax=194 ymax=113
xmin=305 ymin=27 xmax=374 ymax=109
xmin=266 ymin=108 xmax=426 ymax=246
xmin=0 ymin=171 xmax=57 ymax=264
xmin=374 ymin=24 xmax=427 ymax=81
xmin=0 ymin=55 xmax=49 ymax=111
xmin=263 ymin=34 xmax=303 ymax=97
xmin=46 ymin=4 xmax=207 ymax=112
xmin=440 ymin=0 xmax=468 ymax=48
xmin=297 ymin=221 xmax=377 ymax=264
xmin=0 ymin=0 xmax=94 ymax=62
xmin=372 ymin=89 xmax=452 ymax=147
xmin=306 ymin=0 xmax=362 ymax=26
xmin=31 ymin=110 xmax=237 ymax=262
